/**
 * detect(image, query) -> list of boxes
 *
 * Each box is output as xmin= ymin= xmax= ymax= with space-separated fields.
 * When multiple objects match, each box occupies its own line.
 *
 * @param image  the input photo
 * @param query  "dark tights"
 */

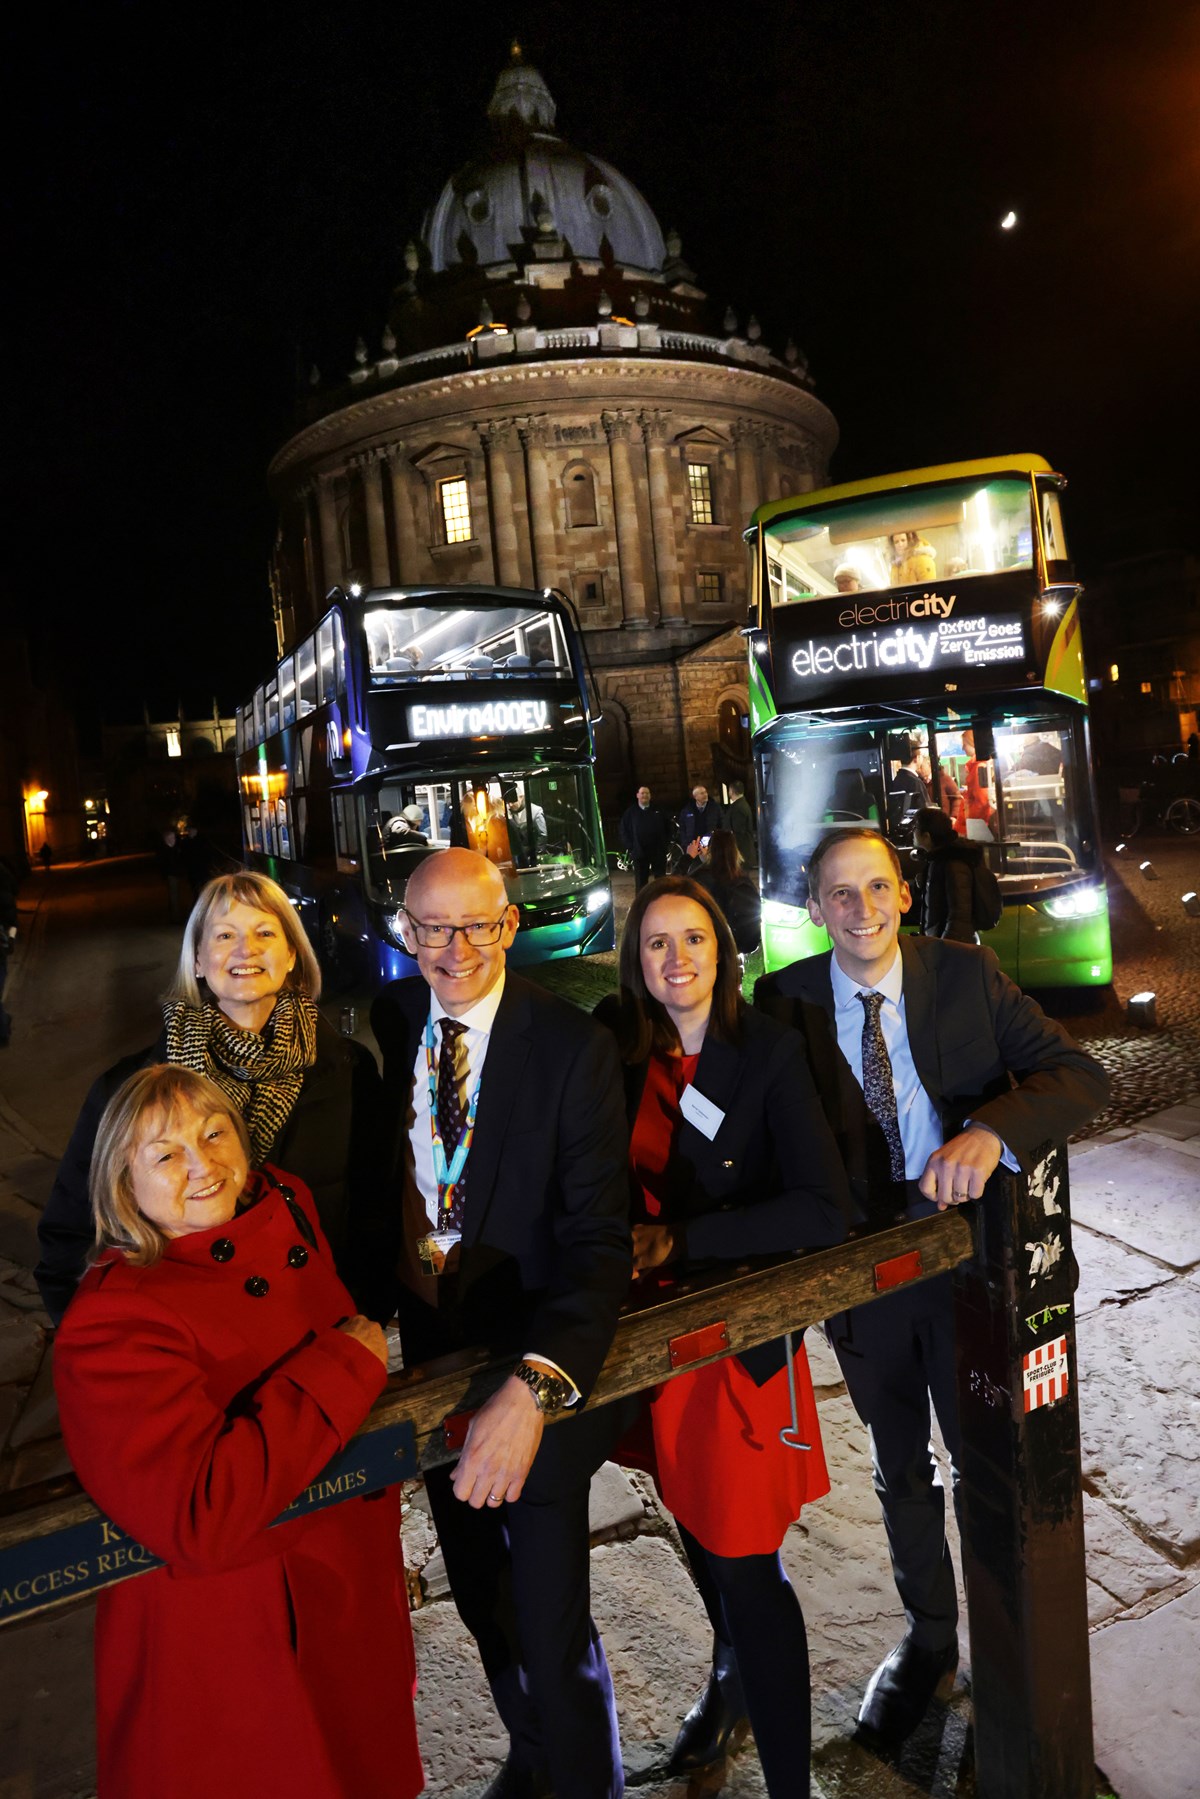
xmin=678 ymin=1522 xmax=811 ymax=1798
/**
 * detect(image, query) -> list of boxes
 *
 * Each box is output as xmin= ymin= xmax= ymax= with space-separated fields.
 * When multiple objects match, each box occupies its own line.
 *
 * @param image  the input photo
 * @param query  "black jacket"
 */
xmin=34 ymin=1013 xmax=389 ymax=1326
xmin=755 ymin=935 xmax=1109 ymax=1234
xmin=594 ymin=995 xmax=849 ymax=1382
xmin=618 ymin=803 xmax=671 ymax=860
xmin=677 ymin=798 xmax=724 ymax=848
xmin=370 ymin=972 xmax=632 ymax=1404
xmin=690 ymin=866 xmax=761 ymax=954
xmin=918 ymin=839 xmax=982 ymax=943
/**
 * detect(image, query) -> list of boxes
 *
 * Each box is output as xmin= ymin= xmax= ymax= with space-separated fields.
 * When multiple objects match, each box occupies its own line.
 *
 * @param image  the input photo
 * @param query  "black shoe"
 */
xmin=857 ymin=1635 xmax=959 ymax=1746
xmin=665 ymin=1638 xmax=749 ymax=1776
xmin=480 ymin=1754 xmax=554 ymax=1799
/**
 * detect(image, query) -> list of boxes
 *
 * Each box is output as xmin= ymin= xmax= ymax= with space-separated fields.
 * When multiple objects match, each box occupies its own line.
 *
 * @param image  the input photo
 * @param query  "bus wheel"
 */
xmin=1165 ymin=796 xmax=1200 ymax=834
xmin=319 ymin=900 xmax=360 ymax=993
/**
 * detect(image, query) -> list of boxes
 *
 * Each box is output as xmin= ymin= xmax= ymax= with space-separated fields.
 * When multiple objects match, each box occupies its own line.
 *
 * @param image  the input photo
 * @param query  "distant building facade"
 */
xmin=267 ymin=50 xmax=838 ymax=826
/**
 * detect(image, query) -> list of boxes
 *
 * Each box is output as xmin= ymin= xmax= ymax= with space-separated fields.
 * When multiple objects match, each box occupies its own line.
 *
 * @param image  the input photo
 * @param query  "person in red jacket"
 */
xmin=53 ymin=1064 xmax=423 ymax=1799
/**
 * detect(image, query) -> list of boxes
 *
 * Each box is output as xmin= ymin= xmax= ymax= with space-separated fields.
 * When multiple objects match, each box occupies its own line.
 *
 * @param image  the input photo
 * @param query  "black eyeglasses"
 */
xmin=402 ymin=909 xmax=511 ymax=948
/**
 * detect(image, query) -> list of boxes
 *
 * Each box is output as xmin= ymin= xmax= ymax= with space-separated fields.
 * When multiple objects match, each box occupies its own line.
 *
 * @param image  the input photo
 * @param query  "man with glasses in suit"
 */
xmin=372 ymin=848 xmax=632 ymax=1799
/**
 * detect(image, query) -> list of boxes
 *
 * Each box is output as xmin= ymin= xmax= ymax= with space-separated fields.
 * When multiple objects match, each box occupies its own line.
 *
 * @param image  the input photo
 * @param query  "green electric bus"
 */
xmin=236 ymin=585 xmax=614 ymax=992
xmin=745 ymin=454 xmax=1112 ymax=988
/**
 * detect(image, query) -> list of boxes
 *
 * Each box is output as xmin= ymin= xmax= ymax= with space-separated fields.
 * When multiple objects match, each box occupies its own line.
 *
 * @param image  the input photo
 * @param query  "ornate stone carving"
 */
xmin=601 ymin=410 xmax=635 ymax=443
xmin=480 ymin=419 xmax=518 ymax=452
xmin=638 ymin=409 xmax=671 ymax=442
xmin=519 ymin=416 xmax=552 ymax=448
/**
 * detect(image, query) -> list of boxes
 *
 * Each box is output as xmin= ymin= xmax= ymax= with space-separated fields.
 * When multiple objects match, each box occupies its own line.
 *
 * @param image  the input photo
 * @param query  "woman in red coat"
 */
xmin=595 ymin=877 xmax=849 ymax=1797
xmin=53 ymin=1064 xmax=423 ymax=1799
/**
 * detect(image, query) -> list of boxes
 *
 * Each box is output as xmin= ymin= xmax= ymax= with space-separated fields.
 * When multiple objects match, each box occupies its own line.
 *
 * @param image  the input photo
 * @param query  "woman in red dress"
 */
xmin=53 ymin=1064 xmax=423 ymax=1799
xmin=596 ymin=877 xmax=849 ymax=1796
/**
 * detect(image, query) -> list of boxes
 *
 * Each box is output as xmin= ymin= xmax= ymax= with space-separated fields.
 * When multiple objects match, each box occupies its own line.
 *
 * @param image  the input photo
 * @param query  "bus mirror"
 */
xmin=973 ymin=723 xmax=996 ymax=761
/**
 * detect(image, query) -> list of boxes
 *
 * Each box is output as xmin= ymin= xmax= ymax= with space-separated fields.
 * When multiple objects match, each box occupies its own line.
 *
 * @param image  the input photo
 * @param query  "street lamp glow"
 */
xmin=1000 ymin=210 xmax=1018 ymax=230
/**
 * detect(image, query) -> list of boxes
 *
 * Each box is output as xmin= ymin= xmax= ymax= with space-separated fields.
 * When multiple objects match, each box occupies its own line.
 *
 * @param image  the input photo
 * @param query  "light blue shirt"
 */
xmin=830 ymin=948 xmax=1018 ymax=1184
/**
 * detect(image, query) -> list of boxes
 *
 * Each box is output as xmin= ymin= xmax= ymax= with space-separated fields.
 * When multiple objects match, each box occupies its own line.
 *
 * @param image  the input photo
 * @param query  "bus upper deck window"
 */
xmin=296 ymin=637 xmax=317 ymax=717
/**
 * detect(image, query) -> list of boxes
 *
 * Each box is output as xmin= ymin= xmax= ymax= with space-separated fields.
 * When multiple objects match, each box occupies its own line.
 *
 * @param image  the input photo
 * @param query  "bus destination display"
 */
xmin=406 ymin=696 xmax=562 ymax=739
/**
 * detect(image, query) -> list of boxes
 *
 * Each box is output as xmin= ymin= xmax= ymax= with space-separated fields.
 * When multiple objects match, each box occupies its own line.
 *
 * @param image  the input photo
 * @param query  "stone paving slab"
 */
xmin=1090 ymin=1584 xmax=1200 ymax=1799
xmin=1072 ymin=1223 xmax=1174 ymax=1319
xmin=1078 ymin=1279 xmax=1200 ymax=1560
xmin=1136 ymin=1099 xmax=1200 ymax=1140
xmin=1069 ymin=1138 xmax=1200 ymax=1269
xmin=1082 ymin=1494 xmax=1192 ymax=1628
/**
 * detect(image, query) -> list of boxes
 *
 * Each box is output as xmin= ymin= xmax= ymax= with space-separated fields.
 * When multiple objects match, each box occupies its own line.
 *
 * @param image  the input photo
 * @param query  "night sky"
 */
xmin=11 ymin=0 xmax=1199 ymax=739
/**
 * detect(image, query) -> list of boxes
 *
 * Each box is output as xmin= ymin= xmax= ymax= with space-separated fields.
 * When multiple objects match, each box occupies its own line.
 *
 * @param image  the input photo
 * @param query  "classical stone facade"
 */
xmin=268 ymin=50 xmax=838 ymax=828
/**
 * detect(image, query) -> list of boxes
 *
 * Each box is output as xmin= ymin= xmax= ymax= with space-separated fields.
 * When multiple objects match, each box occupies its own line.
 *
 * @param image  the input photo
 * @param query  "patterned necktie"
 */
xmin=436 ymin=1018 xmax=470 ymax=1228
xmin=858 ymin=991 xmax=906 ymax=1182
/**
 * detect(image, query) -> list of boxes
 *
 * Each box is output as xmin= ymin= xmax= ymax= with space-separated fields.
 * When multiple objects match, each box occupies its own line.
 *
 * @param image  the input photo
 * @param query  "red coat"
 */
xmin=53 ymin=1168 xmax=423 ymax=1799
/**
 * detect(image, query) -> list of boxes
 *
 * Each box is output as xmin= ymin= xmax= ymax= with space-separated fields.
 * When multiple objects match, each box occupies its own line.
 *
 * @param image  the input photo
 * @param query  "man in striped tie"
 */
xmin=372 ymin=848 xmax=632 ymax=1799
xmin=755 ymin=828 xmax=1107 ymax=1749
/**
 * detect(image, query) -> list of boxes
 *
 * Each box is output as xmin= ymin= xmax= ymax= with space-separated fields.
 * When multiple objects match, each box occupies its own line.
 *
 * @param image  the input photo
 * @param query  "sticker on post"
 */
xmin=1022 ymin=1334 xmax=1070 ymax=1412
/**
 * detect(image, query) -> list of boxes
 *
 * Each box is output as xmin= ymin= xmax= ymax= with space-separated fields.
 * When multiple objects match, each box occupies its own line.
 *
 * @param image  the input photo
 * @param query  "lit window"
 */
xmin=439 ymin=477 xmax=472 ymax=544
xmin=166 ymin=730 xmax=182 ymax=758
xmin=687 ymin=462 xmax=715 ymax=525
xmin=697 ymin=572 xmax=722 ymax=604
xmin=1140 ymin=681 xmax=1152 ymax=694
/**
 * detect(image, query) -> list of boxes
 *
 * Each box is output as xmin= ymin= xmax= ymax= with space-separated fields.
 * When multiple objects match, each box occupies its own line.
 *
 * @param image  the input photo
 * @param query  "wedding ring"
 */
xmin=487 ymin=1492 xmax=503 ymax=1505
xmin=952 ymin=1189 xmax=968 ymax=1200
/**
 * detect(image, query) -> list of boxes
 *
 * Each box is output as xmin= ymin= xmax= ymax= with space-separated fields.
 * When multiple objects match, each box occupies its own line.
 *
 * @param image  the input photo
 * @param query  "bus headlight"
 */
xmin=1042 ymin=885 xmax=1104 ymax=920
xmin=586 ymin=885 xmax=610 ymax=914
xmin=384 ymin=907 xmax=409 ymax=947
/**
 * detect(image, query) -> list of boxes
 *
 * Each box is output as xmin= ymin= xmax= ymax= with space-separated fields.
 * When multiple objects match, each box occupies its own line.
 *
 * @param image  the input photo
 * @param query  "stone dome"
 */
xmin=423 ymin=53 xmax=667 ymax=276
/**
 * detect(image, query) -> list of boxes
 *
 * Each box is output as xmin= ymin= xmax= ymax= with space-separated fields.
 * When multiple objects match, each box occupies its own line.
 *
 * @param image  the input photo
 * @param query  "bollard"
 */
xmin=954 ymin=1146 xmax=1092 ymax=1799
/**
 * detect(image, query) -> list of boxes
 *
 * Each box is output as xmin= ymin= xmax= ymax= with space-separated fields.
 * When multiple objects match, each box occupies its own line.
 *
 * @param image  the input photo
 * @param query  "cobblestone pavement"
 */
xmin=2 ymin=856 xmax=1198 ymax=1797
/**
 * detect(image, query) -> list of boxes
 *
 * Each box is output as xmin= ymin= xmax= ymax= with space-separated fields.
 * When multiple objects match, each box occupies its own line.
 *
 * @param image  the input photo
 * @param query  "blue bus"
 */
xmin=236 ymin=585 xmax=614 ymax=990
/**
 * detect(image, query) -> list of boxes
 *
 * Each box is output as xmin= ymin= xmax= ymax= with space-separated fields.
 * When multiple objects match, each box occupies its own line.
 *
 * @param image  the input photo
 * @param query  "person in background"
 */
xmin=619 ymin=784 xmax=672 ymax=890
xmin=180 ymin=824 xmax=216 ymax=900
xmin=0 ymin=861 xmax=18 ymax=1048
xmin=690 ymin=829 xmax=761 ymax=956
xmin=725 ymin=778 xmax=757 ymax=871
xmin=371 ymin=848 xmax=632 ymax=1799
xmin=595 ymin=876 xmax=849 ymax=1794
xmin=36 ymin=871 xmax=388 ymax=1326
xmin=153 ymin=826 xmax=186 ymax=920
xmin=503 ymin=784 xmax=546 ymax=868
xmin=960 ymin=727 xmax=997 ymax=835
xmin=833 ymin=563 xmax=862 ymax=594
xmin=757 ymin=829 xmax=1108 ymax=1748
xmin=889 ymin=531 xmax=937 ymax=587
xmin=912 ymin=807 xmax=981 ymax=944
xmin=54 ymin=1064 xmax=422 ymax=1799
xmin=678 ymin=784 xmax=725 ymax=864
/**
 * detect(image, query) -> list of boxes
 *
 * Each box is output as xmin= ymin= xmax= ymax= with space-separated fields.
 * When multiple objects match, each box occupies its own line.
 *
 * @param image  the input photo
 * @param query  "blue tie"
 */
xmin=858 ymin=991 xmax=906 ymax=1183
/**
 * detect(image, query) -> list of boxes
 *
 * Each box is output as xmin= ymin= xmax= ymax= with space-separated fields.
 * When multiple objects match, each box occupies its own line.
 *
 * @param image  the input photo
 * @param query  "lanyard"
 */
xmin=424 ymin=1017 xmax=482 ymax=1220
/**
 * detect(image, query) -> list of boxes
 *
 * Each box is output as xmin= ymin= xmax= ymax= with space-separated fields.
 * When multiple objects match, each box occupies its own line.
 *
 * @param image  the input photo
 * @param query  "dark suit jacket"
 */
xmin=755 ymin=936 xmax=1109 ymax=1233
xmin=594 ymin=996 xmax=849 ymax=1381
xmin=370 ymin=972 xmax=632 ymax=1405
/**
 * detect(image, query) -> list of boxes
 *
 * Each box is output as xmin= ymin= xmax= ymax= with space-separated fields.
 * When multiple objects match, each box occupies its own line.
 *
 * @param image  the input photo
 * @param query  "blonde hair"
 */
xmin=89 ymin=1065 xmax=251 ymax=1268
xmin=166 ymin=872 xmax=321 ymax=1007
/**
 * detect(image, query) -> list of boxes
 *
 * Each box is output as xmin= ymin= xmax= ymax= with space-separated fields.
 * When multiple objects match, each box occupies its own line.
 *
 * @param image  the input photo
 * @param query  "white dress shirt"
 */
xmin=830 ymin=948 xmax=1017 ymax=1187
xmin=405 ymin=970 xmax=577 ymax=1396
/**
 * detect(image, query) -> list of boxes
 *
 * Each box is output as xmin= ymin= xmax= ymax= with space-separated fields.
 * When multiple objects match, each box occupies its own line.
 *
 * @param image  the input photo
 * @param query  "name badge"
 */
xmin=679 ymin=1083 xmax=725 ymax=1141
xmin=417 ymin=1230 xmax=461 ymax=1274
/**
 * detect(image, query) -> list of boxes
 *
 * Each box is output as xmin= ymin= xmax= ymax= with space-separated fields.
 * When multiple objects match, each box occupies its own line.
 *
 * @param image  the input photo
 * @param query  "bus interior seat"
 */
xmin=463 ymin=653 xmax=496 ymax=673
xmin=828 ymin=768 xmax=870 ymax=818
xmin=501 ymin=653 xmax=532 ymax=669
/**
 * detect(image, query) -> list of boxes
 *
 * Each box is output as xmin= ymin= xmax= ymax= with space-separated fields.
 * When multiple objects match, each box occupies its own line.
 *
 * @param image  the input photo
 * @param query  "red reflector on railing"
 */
xmin=668 ymin=1321 xmax=729 ymax=1368
xmin=443 ymin=1411 xmax=474 ymax=1452
xmin=874 ymin=1250 xmax=924 ymax=1291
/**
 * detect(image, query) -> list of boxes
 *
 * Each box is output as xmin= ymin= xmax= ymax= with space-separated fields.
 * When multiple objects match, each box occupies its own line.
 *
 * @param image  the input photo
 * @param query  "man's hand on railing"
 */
xmin=450 ymin=1375 xmax=545 ymax=1509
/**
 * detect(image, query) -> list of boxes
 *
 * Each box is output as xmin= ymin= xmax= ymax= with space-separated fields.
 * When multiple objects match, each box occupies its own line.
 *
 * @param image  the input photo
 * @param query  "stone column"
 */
xmin=733 ymin=420 xmax=764 ymax=532
xmin=520 ymin=417 xmax=558 ymax=590
xmin=481 ymin=421 xmax=522 ymax=588
xmin=360 ymin=450 xmax=391 ymax=586
xmin=640 ymin=411 xmax=684 ymax=621
xmin=298 ymin=483 xmax=320 ymax=614
xmin=602 ymin=410 xmax=649 ymax=624
xmin=386 ymin=446 xmax=419 ymax=584
xmin=315 ymin=471 xmax=341 ymax=591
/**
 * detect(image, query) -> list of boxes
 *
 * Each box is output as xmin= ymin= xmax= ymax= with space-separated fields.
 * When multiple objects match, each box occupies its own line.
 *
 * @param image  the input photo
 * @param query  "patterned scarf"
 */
xmin=162 ymin=989 xmax=320 ymax=1166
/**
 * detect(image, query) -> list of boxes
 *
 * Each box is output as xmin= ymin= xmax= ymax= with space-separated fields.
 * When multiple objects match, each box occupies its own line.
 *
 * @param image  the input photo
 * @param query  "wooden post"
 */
xmin=954 ymin=1145 xmax=1093 ymax=1799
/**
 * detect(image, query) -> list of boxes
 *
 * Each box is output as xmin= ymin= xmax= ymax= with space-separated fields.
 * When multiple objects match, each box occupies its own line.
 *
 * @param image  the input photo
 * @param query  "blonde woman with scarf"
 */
xmin=35 ymin=873 xmax=389 ymax=1325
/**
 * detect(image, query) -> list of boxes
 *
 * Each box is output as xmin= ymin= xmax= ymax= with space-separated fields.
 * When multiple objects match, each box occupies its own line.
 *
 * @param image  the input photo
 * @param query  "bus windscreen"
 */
xmin=765 ymin=478 xmax=1036 ymax=605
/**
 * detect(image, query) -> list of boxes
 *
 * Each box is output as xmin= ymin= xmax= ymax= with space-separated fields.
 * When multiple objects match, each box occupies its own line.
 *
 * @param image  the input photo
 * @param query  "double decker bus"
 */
xmin=746 ymin=454 xmax=1112 ymax=988
xmin=236 ymin=585 xmax=614 ymax=991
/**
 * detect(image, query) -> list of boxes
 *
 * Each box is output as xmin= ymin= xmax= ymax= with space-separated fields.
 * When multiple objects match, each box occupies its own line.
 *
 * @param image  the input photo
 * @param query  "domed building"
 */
xmin=268 ymin=48 xmax=838 ymax=822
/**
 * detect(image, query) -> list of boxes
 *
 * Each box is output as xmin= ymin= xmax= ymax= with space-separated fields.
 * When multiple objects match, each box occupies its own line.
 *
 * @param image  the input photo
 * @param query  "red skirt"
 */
xmin=622 ymin=1337 xmax=829 ymax=1557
